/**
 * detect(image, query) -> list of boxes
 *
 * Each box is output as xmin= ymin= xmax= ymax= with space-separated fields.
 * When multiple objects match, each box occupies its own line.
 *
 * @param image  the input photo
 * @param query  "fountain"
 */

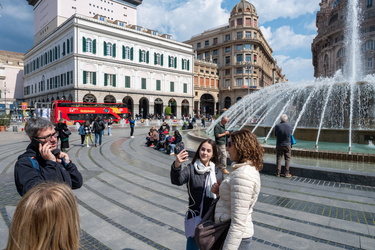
xmin=207 ymin=0 xmax=375 ymax=154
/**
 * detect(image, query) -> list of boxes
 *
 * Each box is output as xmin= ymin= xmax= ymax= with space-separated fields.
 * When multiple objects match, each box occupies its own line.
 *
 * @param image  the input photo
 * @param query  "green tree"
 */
xmin=164 ymin=106 xmax=172 ymax=116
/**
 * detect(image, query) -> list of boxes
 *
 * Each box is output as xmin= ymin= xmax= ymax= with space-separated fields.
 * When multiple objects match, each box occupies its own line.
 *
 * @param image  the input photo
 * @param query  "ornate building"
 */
xmin=24 ymin=0 xmax=194 ymax=118
xmin=0 ymin=51 xmax=24 ymax=115
xmin=312 ymin=0 xmax=375 ymax=77
xmin=193 ymin=60 xmax=219 ymax=115
xmin=185 ymin=0 xmax=286 ymax=111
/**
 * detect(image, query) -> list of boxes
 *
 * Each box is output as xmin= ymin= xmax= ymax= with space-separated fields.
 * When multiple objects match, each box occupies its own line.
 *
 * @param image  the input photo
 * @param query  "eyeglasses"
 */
xmin=33 ymin=131 xmax=59 ymax=141
xmin=226 ymin=141 xmax=234 ymax=148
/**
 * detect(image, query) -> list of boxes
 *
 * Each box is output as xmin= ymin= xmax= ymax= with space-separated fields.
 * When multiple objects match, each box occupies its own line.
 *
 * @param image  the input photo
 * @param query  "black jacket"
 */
xmin=14 ymin=144 xmax=83 ymax=196
xmin=275 ymin=121 xmax=293 ymax=146
xmin=170 ymin=162 xmax=223 ymax=218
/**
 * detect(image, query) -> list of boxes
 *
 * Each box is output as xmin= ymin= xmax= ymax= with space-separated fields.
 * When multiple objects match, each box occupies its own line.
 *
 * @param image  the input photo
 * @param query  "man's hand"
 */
xmin=39 ymin=143 xmax=56 ymax=162
xmin=56 ymin=151 xmax=71 ymax=164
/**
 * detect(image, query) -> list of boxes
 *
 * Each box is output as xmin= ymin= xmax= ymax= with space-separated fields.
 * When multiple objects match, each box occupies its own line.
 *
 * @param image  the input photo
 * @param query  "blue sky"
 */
xmin=0 ymin=0 xmax=321 ymax=82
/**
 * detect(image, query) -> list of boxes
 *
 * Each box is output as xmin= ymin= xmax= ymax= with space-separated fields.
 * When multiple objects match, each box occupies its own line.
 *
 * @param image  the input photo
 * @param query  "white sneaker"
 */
xmin=86 ymin=145 xmax=90 ymax=147
xmin=130 ymin=136 xmax=134 ymax=138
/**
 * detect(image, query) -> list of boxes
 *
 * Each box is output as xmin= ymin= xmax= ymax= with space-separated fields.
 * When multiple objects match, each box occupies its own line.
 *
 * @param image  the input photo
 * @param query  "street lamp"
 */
xmin=3 ymin=82 xmax=10 ymax=114
xmin=241 ymin=61 xmax=253 ymax=95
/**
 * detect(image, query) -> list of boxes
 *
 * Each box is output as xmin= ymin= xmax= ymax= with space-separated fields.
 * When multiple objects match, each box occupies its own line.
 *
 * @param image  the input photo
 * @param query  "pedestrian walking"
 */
xmin=129 ymin=116 xmax=135 ymax=138
xmin=107 ymin=118 xmax=113 ymax=136
xmin=55 ymin=118 xmax=70 ymax=152
xmin=78 ymin=122 xmax=85 ymax=146
xmin=92 ymin=116 xmax=105 ymax=147
xmin=83 ymin=120 xmax=94 ymax=147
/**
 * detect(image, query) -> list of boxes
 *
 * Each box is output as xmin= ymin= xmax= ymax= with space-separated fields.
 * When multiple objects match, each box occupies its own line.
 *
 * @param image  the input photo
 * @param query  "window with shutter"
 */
xmin=141 ymin=78 xmax=146 ymax=89
xmin=156 ymin=80 xmax=161 ymax=90
xmin=83 ymin=37 xmax=87 ymax=52
xmin=170 ymin=81 xmax=174 ymax=92
xmin=83 ymin=71 xmax=87 ymax=84
xmin=104 ymin=73 xmax=108 ymax=86
xmin=93 ymin=39 xmax=96 ymax=54
xmin=125 ymin=76 xmax=130 ymax=88
xmin=93 ymin=72 xmax=97 ymax=85
xmin=104 ymin=41 xmax=107 ymax=56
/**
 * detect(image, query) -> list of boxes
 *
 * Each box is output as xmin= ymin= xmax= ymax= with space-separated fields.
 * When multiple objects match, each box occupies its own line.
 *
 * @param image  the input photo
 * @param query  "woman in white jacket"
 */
xmin=212 ymin=128 xmax=264 ymax=249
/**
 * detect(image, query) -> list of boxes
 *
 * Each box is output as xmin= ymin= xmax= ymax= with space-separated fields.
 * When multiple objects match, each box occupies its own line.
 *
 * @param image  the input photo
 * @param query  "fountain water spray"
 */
xmin=207 ymin=0 xmax=373 ymax=151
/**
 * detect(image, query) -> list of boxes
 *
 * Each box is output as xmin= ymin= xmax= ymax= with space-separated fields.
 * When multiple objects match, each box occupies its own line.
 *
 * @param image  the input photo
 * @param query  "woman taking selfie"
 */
xmin=170 ymin=139 xmax=224 ymax=250
xmin=212 ymin=128 xmax=264 ymax=249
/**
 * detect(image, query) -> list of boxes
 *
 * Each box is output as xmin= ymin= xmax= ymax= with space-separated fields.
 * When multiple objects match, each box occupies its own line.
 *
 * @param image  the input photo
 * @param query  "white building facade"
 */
xmin=24 ymin=0 xmax=194 ymax=118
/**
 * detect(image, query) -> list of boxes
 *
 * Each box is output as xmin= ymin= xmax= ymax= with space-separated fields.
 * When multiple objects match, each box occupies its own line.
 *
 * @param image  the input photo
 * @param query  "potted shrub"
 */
xmin=0 ymin=113 xmax=11 ymax=131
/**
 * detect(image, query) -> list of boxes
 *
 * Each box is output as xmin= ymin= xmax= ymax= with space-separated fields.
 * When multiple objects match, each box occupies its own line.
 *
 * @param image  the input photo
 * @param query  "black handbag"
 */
xmin=63 ymin=129 xmax=72 ymax=136
xmin=194 ymin=198 xmax=230 ymax=250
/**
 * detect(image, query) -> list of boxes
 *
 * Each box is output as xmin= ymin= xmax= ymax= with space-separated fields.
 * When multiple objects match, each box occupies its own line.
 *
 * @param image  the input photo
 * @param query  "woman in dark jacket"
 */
xmin=55 ymin=119 xmax=70 ymax=151
xmin=170 ymin=139 xmax=223 ymax=250
xmin=168 ymin=130 xmax=182 ymax=155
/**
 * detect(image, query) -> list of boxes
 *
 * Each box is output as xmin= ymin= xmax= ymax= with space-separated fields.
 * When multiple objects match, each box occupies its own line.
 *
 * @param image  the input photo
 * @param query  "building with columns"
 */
xmin=193 ymin=59 xmax=219 ymax=116
xmin=185 ymin=0 xmax=286 ymax=111
xmin=0 ymin=51 xmax=24 ymax=115
xmin=312 ymin=0 xmax=375 ymax=77
xmin=24 ymin=0 xmax=194 ymax=118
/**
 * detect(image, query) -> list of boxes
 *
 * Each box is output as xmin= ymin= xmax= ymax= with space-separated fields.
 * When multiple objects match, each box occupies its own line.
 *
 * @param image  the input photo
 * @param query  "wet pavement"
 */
xmin=0 ymin=124 xmax=374 ymax=249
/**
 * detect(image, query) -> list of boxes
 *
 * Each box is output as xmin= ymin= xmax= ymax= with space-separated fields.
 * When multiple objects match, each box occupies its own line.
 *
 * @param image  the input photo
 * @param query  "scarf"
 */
xmin=194 ymin=159 xmax=217 ymax=199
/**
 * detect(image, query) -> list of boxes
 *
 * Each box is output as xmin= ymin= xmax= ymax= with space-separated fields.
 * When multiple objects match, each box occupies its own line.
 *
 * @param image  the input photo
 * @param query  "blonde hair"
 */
xmin=6 ymin=182 xmax=80 ymax=250
xmin=230 ymin=128 xmax=264 ymax=171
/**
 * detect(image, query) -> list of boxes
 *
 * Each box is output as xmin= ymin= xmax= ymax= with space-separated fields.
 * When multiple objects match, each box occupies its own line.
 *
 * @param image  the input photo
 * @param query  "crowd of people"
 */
xmin=145 ymin=122 xmax=183 ymax=156
xmin=9 ymin=113 xmax=297 ymax=249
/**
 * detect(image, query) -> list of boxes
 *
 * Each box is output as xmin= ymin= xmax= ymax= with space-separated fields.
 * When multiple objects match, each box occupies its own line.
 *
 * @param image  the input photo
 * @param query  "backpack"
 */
xmin=100 ymin=121 xmax=106 ymax=131
xmin=94 ymin=120 xmax=105 ymax=131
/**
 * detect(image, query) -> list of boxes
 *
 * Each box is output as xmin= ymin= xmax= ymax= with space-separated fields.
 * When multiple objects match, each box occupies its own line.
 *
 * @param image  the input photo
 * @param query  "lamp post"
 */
xmin=241 ymin=61 xmax=253 ymax=95
xmin=3 ymin=82 xmax=10 ymax=114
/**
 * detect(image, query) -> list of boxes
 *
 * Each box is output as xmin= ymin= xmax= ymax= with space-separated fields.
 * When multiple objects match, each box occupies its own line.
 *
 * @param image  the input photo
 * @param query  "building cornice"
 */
xmin=26 ymin=0 xmax=142 ymax=7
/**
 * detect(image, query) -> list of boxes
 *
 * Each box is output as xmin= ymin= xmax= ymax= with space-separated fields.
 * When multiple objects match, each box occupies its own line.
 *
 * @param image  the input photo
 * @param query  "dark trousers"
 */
xmin=80 ymin=135 xmax=85 ymax=144
xmin=130 ymin=126 xmax=134 ymax=136
xmin=276 ymin=145 xmax=292 ymax=175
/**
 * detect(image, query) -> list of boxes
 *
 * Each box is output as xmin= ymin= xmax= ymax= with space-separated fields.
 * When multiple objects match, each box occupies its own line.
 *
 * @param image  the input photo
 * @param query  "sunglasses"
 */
xmin=226 ymin=141 xmax=234 ymax=148
xmin=33 ymin=131 xmax=59 ymax=141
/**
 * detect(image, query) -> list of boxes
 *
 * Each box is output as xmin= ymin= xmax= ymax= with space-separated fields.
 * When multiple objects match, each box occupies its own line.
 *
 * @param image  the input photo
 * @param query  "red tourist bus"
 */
xmin=51 ymin=100 xmax=131 ymax=124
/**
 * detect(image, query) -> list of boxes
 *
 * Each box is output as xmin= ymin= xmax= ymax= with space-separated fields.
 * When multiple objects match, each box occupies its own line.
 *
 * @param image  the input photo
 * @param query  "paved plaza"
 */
xmin=0 ymin=124 xmax=375 ymax=249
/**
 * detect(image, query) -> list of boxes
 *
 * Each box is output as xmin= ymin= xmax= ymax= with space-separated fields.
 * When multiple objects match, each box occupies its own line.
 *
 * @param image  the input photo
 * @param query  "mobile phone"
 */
xmin=30 ymin=138 xmax=44 ymax=148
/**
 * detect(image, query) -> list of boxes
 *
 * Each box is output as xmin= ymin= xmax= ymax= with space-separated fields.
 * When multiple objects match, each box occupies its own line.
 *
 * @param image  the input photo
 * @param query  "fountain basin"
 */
xmin=247 ymin=125 xmax=375 ymax=144
xmin=185 ymin=129 xmax=375 ymax=186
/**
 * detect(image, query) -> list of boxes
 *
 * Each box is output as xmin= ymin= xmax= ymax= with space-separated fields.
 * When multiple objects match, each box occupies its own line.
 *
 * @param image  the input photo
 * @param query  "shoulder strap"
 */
xmin=28 ymin=156 xmax=40 ymax=172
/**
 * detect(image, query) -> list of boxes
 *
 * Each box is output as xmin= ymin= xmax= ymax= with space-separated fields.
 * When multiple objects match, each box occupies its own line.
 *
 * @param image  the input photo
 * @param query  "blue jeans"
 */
xmin=238 ymin=237 xmax=252 ymax=250
xmin=108 ymin=127 xmax=111 ymax=135
xmin=186 ymin=237 xmax=199 ymax=250
xmin=169 ymin=144 xmax=176 ymax=153
xmin=95 ymin=131 xmax=103 ymax=145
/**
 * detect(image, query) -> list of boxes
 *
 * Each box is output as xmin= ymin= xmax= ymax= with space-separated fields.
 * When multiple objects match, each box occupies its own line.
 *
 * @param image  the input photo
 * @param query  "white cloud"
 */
xmin=262 ymin=25 xmax=316 ymax=52
xmin=274 ymin=55 xmax=314 ymax=82
xmin=2 ymin=0 xmax=33 ymax=21
xmin=304 ymin=19 xmax=318 ymax=31
xmin=138 ymin=0 xmax=229 ymax=42
xmin=250 ymin=0 xmax=321 ymax=23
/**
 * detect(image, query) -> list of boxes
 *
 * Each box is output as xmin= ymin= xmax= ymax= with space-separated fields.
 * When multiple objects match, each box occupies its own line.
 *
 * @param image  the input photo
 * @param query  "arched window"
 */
xmin=336 ymin=48 xmax=345 ymax=58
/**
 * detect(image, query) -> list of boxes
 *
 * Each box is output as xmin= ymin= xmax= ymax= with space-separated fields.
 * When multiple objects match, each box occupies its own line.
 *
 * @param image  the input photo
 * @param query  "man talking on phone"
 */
xmin=14 ymin=117 xmax=83 ymax=196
